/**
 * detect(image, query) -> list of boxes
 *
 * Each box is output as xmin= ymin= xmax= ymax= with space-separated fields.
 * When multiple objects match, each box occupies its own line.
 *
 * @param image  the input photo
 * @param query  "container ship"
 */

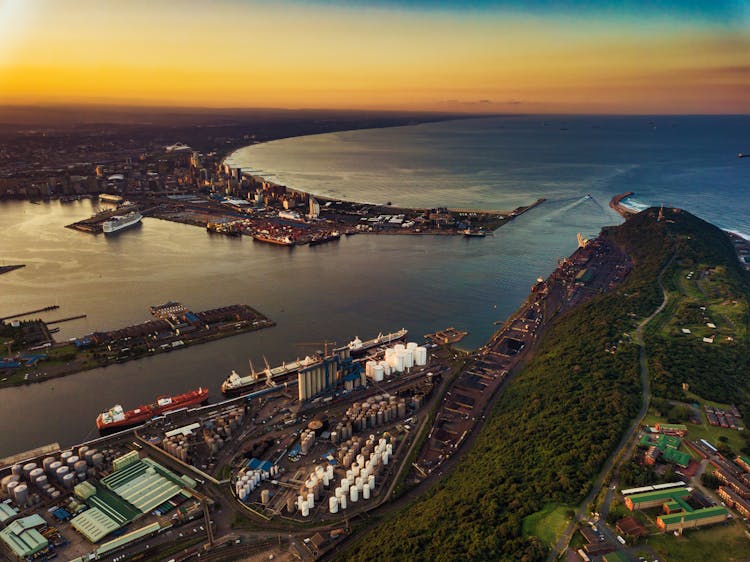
xmin=102 ymin=211 xmax=142 ymax=234
xmin=96 ymin=387 xmax=209 ymax=432
xmin=347 ymin=328 xmax=408 ymax=357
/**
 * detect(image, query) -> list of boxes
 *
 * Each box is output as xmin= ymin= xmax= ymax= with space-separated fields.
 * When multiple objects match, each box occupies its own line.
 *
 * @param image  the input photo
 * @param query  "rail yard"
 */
xmin=0 ymin=230 xmax=633 ymax=561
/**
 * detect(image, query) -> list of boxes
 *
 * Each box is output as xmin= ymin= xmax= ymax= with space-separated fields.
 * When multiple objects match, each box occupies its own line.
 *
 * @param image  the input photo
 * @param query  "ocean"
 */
xmin=1 ymin=115 xmax=747 ymax=456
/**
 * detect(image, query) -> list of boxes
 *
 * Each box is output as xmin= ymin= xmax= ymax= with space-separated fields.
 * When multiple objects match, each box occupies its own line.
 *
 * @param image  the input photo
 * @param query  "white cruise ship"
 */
xmin=102 ymin=211 xmax=142 ymax=234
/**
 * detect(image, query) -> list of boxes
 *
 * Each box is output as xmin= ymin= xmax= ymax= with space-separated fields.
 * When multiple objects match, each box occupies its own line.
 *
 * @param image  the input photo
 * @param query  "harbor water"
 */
xmin=1 ymin=115 xmax=748 ymax=456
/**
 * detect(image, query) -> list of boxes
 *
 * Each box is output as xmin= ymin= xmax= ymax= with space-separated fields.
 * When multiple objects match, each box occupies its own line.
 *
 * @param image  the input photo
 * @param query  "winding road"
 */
xmin=548 ymin=252 xmax=674 ymax=560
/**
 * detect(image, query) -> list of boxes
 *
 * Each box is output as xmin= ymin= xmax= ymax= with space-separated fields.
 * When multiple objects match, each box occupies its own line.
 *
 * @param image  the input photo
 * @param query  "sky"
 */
xmin=0 ymin=0 xmax=748 ymax=113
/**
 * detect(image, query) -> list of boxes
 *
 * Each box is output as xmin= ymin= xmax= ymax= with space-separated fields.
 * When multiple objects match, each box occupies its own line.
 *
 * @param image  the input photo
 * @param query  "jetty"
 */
xmin=610 ymin=191 xmax=636 ymax=218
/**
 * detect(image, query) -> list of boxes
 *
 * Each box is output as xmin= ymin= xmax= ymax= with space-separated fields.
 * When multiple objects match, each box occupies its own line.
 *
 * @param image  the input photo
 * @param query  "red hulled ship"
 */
xmin=96 ymin=387 xmax=209 ymax=431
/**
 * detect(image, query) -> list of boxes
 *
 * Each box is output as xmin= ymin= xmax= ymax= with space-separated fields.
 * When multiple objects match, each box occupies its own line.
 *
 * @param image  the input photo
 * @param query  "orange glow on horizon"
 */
xmin=0 ymin=0 xmax=748 ymax=114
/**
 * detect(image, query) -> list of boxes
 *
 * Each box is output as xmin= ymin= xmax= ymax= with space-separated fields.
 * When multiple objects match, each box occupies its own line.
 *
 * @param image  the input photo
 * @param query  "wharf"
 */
xmin=0 ymin=305 xmax=59 ymax=321
xmin=424 ymin=327 xmax=468 ymax=345
xmin=45 ymin=314 xmax=87 ymax=325
xmin=0 ymin=264 xmax=25 ymax=275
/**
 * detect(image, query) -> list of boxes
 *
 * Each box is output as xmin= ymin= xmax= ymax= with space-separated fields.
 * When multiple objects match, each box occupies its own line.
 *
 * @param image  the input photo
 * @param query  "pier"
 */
xmin=610 ymin=191 xmax=636 ymax=218
xmin=0 ymin=305 xmax=59 ymax=321
xmin=45 ymin=314 xmax=87 ymax=325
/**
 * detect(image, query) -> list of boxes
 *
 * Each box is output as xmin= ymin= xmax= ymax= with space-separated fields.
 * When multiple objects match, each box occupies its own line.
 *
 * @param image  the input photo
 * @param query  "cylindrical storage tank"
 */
xmin=1 ymin=475 xmax=19 ymax=493
xmin=341 ymin=478 xmax=350 ymax=493
xmin=261 ymin=489 xmax=271 ymax=505
xmin=393 ymin=353 xmax=405 ymax=373
xmin=356 ymin=477 xmax=364 ymax=492
xmin=50 ymin=490 xmax=60 ymax=500
xmin=42 ymin=457 xmax=56 ymax=473
xmin=350 ymin=486 xmax=358 ymax=503
xmin=368 ymin=475 xmax=375 ymax=490
xmin=404 ymin=350 xmax=414 ymax=369
xmin=394 ymin=343 xmax=405 ymax=353
xmin=339 ymin=494 xmax=347 ymax=510
xmin=363 ymin=483 xmax=371 ymax=500
xmin=385 ymin=347 xmax=395 ymax=360
xmin=11 ymin=464 xmax=23 ymax=477
xmin=13 ymin=484 xmax=28 ymax=505
xmin=92 ymin=453 xmax=104 ymax=467
xmin=398 ymin=401 xmax=407 ymax=418
xmin=346 ymin=469 xmax=353 ymax=482
xmin=307 ymin=492 xmax=314 ymax=509
xmin=22 ymin=463 xmax=37 ymax=479
xmin=301 ymin=503 xmax=310 ymax=517
xmin=415 ymin=347 xmax=427 ymax=366
xmin=55 ymin=466 xmax=69 ymax=481
xmin=77 ymin=445 xmax=89 ymax=457
xmin=6 ymin=481 xmax=19 ymax=498
xmin=29 ymin=468 xmax=44 ymax=482
xmin=48 ymin=461 xmax=62 ymax=476
xmin=60 ymin=451 xmax=73 ymax=462
xmin=287 ymin=495 xmax=296 ymax=514
xmin=407 ymin=341 xmax=418 ymax=352
xmin=329 ymin=496 xmax=339 ymax=514
xmin=74 ymin=461 xmax=87 ymax=475
xmin=373 ymin=364 xmax=384 ymax=382
xmin=62 ymin=473 xmax=75 ymax=489
xmin=66 ymin=456 xmax=79 ymax=468
xmin=322 ymin=474 xmax=330 ymax=487
xmin=379 ymin=361 xmax=391 ymax=376
xmin=365 ymin=361 xmax=376 ymax=378
xmin=383 ymin=452 xmax=389 ymax=465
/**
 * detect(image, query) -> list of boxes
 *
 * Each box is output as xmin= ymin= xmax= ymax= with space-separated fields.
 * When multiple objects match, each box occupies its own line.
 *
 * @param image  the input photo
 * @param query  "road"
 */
xmin=548 ymin=252 xmax=674 ymax=561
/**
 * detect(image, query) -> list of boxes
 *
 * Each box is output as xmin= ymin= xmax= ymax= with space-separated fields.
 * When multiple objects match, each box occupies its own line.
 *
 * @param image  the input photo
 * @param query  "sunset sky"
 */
xmin=0 ymin=0 xmax=748 ymax=113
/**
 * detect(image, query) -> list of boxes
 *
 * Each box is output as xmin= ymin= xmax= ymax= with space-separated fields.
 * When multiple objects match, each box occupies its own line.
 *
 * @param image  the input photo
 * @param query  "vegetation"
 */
xmin=644 ymin=521 xmax=749 ymax=562
xmin=522 ymin=503 xmax=574 ymax=547
xmin=339 ymin=208 xmax=750 ymax=561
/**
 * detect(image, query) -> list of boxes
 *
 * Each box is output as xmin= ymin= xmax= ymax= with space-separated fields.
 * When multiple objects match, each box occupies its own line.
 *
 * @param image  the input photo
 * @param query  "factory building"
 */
xmin=656 ymin=506 xmax=728 ymax=533
xmin=0 ymin=514 xmax=49 ymax=561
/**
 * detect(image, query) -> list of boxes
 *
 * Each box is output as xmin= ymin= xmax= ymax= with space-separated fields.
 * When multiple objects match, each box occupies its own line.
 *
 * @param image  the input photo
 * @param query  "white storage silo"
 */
xmin=339 ymin=494 xmax=347 ymax=510
xmin=404 ymin=349 xmax=414 ymax=369
xmin=373 ymin=364 xmax=384 ymax=382
xmin=22 ymin=463 xmax=37 ymax=479
xmin=341 ymin=478 xmax=350 ymax=493
xmin=384 ymin=347 xmax=396 ymax=361
xmin=368 ymin=475 xmax=375 ymax=490
xmin=28 ymin=468 xmax=44 ymax=483
xmin=55 ymin=466 xmax=69 ymax=482
xmin=363 ymin=484 xmax=371 ymax=500
xmin=350 ymin=486 xmax=358 ymax=503
xmin=307 ymin=492 xmax=315 ymax=509
xmin=329 ymin=496 xmax=339 ymax=514
xmin=62 ymin=473 xmax=75 ymax=489
xmin=393 ymin=352 xmax=405 ymax=373
xmin=394 ymin=343 xmax=405 ymax=353
xmin=13 ymin=484 xmax=28 ymax=505
xmin=415 ymin=346 xmax=427 ymax=365
xmin=379 ymin=361 xmax=391 ymax=376
xmin=301 ymin=503 xmax=310 ymax=517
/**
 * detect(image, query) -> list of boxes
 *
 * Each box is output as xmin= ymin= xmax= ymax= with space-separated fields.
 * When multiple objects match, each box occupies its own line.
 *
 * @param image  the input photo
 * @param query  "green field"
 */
xmin=522 ymin=503 xmax=572 ymax=546
xmin=644 ymin=521 xmax=750 ymax=562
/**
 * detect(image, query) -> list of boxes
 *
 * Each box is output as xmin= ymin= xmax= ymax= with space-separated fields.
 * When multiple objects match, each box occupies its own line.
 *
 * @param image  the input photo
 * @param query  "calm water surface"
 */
xmin=2 ymin=115 xmax=748 ymax=456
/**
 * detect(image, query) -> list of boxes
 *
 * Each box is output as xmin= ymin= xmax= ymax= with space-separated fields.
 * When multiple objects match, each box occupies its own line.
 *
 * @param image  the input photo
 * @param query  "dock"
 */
xmin=0 ymin=264 xmax=25 ymax=276
xmin=424 ymin=327 xmax=468 ymax=345
xmin=0 ymin=305 xmax=59 ymax=321
xmin=46 ymin=314 xmax=87 ymax=325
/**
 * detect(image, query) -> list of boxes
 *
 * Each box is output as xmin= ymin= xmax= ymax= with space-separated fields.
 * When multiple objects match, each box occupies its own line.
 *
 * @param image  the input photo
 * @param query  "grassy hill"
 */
xmin=338 ymin=207 xmax=750 ymax=561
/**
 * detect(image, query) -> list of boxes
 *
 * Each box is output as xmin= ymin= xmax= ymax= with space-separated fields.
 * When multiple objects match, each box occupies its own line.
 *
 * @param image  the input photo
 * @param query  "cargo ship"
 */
xmin=102 ymin=211 xmax=142 ymax=234
xmin=309 ymin=231 xmax=341 ymax=246
xmin=221 ymin=356 xmax=319 ymax=396
xmin=96 ymin=387 xmax=209 ymax=432
xmin=347 ymin=328 xmax=408 ymax=356
xmin=462 ymin=228 xmax=486 ymax=237
xmin=252 ymin=233 xmax=294 ymax=246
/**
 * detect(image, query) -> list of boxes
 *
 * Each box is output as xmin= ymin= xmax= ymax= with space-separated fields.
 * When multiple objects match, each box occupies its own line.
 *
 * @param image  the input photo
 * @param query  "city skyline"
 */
xmin=0 ymin=0 xmax=748 ymax=113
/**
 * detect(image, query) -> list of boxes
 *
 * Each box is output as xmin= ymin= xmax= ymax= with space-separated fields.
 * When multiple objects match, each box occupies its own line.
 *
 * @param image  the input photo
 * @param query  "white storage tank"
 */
xmin=392 ymin=353 xmax=405 ymax=373
xmin=339 ymin=494 xmax=347 ymax=510
xmin=373 ymin=364 xmax=384 ymax=382
xmin=28 ymin=468 xmax=44 ymax=483
xmin=1 ymin=475 xmax=19 ymax=493
xmin=22 ymin=463 xmax=37 ymax=479
xmin=261 ymin=489 xmax=271 ymax=505
xmin=62 ymin=473 xmax=75 ymax=489
xmin=384 ymin=348 xmax=396 ymax=361
xmin=363 ymin=483 xmax=371 ymax=500
xmin=404 ymin=349 xmax=414 ymax=369
xmin=307 ymin=492 xmax=314 ymax=509
xmin=74 ymin=461 xmax=88 ymax=475
xmin=415 ymin=346 xmax=427 ymax=366
xmin=13 ymin=484 xmax=29 ymax=505
xmin=368 ymin=475 xmax=375 ymax=490
xmin=407 ymin=341 xmax=418 ymax=352
xmin=66 ymin=456 xmax=79 ymax=468
xmin=42 ymin=457 xmax=56 ymax=473
xmin=48 ymin=461 xmax=62 ymax=476
xmin=350 ymin=486 xmax=358 ymax=503
xmin=394 ymin=343 xmax=405 ymax=353
xmin=11 ymin=464 xmax=23 ymax=477
xmin=379 ymin=361 xmax=391 ymax=376
xmin=55 ymin=466 xmax=69 ymax=482
xmin=301 ymin=503 xmax=310 ymax=517
xmin=329 ymin=496 xmax=339 ymax=514
xmin=60 ymin=451 xmax=73 ymax=462
xmin=6 ymin=481 xmax=19 ymax=498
